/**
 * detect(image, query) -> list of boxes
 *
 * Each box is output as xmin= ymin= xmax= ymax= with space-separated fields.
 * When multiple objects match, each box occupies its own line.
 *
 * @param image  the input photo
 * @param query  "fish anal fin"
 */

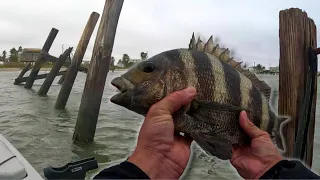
xmin=190 ymin=132 xmax=233 ymax=160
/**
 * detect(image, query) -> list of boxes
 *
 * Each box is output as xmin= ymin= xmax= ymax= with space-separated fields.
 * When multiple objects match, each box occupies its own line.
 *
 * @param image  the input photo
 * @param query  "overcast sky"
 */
xmin=0 ymin=0 xmax=319 ymax=68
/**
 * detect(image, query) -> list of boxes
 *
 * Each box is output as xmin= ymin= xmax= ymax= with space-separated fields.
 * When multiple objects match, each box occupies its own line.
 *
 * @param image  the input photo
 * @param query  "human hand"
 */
xmin=128 ymin=87 xmax=197 ymax=179
xmin=230 ymin=111 xmax=283 ymax=179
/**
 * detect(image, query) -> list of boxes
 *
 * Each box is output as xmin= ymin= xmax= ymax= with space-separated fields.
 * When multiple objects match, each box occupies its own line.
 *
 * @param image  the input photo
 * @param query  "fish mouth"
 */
xmin=110 ymin=76 xmax=134 ymax=105
xmin=110 ymin=76 xmax=149 ymax=116
xmin=111 ymin=76 xmax=133 ymax=93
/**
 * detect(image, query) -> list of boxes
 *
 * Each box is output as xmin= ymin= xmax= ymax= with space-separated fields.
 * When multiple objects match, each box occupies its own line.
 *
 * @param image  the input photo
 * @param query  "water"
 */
xmin=0 ymin=71 xmax=319 ymax=179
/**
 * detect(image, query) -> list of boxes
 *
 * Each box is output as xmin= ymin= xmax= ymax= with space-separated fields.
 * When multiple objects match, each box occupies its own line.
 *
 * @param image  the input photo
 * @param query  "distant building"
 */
xmin=129 ymin=59 xmax=142 ymax=63
xmin=18 ymin=48 xmax=42 ymax=63
xmin=269 ymin=66 xmax=279 ymax=73
xmin=247 ymin=66 xmax=255 ymax=72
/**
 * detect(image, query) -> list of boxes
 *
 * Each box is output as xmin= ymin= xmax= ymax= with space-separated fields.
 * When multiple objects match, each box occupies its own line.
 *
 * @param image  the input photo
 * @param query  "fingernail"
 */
xmin=242 ymin=111 xmax=248 ymax=119
xmin=185 ymin=87 xmax=196 ymax=94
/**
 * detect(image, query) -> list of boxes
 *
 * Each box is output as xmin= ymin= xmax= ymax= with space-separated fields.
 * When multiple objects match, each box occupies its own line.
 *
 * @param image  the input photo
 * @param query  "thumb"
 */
xmin=239 ymin=111 xmax=267 ymax=139
xmin=148 ymin=87 xmax=197 ymax=116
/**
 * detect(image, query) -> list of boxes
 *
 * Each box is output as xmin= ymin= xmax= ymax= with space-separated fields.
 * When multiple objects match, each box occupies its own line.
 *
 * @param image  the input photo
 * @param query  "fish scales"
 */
xmin=189 ymin=50 xmax=216 ymax=101
xmin=176 ymin=50 xmax=241 ymax=138
xmin=110 ymin=47 xmax=289 ymax=160
xmin=176 ymin=50 xmax=198 ymax=89
xmin=261 ymin=97 xmax=270 ymax=130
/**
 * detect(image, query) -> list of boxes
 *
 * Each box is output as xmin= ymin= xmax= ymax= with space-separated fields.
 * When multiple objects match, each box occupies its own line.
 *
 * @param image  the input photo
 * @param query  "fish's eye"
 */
xmin=143 ymin=62 xmax=155 ymax=73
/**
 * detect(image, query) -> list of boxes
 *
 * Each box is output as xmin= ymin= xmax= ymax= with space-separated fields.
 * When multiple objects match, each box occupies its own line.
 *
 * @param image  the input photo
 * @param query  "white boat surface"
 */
xmin=0 ymin=133 xmax=43 ymax=180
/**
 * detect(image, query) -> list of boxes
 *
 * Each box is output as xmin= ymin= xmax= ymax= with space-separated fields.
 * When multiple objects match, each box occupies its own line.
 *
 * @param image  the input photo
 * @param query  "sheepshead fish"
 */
xmin=110 ymin=36 xmax=289 ymax=160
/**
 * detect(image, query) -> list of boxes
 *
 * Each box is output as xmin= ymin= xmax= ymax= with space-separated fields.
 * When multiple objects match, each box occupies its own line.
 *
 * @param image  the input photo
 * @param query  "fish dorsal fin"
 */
xmin=204 ymin=36 xmax=214 ymax=53
xmin=189 ymin=32 xmax=197 ymax=50
xmin=196 ymin=37 xmax=205 ymax=52
xmin=188 ymin=32 xmax=271 ymax=101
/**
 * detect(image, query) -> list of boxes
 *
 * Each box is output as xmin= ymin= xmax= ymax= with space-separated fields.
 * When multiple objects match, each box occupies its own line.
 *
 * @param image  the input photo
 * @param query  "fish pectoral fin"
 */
xmin=189 ymin=132 xmax=233 ymax=160
xmin=190 ymin=99 xmax=249 ymax=113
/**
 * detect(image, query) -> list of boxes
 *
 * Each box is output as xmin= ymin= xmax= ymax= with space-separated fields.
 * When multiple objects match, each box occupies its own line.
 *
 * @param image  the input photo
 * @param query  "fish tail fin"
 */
xmin=188 ymin=32 xmax=272 ymax=101
xmin=275 ymin=116 xmax=291 ymax=152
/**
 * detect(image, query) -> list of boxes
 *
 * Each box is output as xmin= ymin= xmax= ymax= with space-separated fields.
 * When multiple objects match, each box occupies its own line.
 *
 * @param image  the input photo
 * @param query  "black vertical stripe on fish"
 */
xmin=249 ymin=86 xmax=263 ymax=127
xmin=163 ymin=50 xmax=186 ymax=70
xmin=220 ymin=61 xmax=241 ymax=106
xmin=267 ymin=110 xmax=276 ymax=133
xmin=190 ymin=50 xmax=214 ymax=100
xmin=162 ymin=50 xmax=188 ymax=90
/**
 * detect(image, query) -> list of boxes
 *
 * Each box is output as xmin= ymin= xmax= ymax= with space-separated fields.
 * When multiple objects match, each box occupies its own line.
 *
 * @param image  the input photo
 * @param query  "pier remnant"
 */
xmin=14 ymin=63 xmax=32 ymax=85
xmin=55 ymin=12 xmax=100 ymax=109
xmin=57 ymin=74 xmax=66 ymax=84
xmin=38 ymin=47 xmax=73 ymax=96
xmin=24 ymin=28 xmax=59 ymax=89
xmin=17 ymin=71 xmax=67 ymax=83
xmin=278 ymin=8 xmax=317 ymax=167
xmin=73 ymin=0 xmax=124 ymax=144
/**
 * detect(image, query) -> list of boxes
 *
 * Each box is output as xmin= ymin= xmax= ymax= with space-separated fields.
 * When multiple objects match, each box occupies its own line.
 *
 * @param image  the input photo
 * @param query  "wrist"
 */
xmin=127 ymin=147 xmax=164 ymax=179
xmin=255 ymin=155 xmax=283 ymax=179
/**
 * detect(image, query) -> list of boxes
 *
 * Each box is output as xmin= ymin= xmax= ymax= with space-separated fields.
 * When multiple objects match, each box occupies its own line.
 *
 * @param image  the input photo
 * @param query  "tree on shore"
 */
xmin=140 ymin=51 xmax=148 ymax=60
xmin=1 ymin=50 xmax=7 ymax=62
xmin=254 ymin=63 xmax=265 ymax=72
xmin=122 ymin=54 xmax=130 ymax=67
xmin=109 ymin=56 xmax=115 ymax=72
xmin=9 ymin=48 xmax=19 ymax=62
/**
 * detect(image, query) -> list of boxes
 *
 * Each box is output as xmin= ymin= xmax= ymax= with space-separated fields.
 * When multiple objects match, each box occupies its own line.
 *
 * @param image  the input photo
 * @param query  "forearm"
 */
xmin=93 ymin=161 xmax=150 ymax=179
xmin=260 ymin=159 xmax=320 ymax=179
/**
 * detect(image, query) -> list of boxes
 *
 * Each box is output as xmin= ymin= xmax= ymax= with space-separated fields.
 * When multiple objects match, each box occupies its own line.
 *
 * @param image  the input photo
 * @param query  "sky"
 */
xmin=0 ymin=0 xmax=319 ymax=68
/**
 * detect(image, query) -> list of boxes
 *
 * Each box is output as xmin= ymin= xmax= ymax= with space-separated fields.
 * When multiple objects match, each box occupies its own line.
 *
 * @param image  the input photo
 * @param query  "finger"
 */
xmin=149 ymin=87 xmax=197 ymax=115
xmin=239 ymin=111 xmax=267 ymax=139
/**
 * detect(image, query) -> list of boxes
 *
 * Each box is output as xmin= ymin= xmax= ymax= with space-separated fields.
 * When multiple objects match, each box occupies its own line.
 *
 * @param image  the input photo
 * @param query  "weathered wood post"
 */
xmin=38 ymin=47 xmax=73 ymax=96
xmin=55 ymin=12 xmax=100 ymax=109
xmin=24 ymin=28 xmax=59 ymax=89
xmin=278 ymin=8 xmax=317 ymax=167
xmin=57 ymin=74 xmax=66 ymax=84
xmin=73 ymin=0 xmax=124 ymax=144
xmin=14 ymin=63 xmax=32 ymax=85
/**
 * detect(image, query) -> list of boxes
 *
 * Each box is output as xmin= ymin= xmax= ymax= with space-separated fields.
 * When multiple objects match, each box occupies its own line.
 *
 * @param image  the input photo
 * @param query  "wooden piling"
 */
xmin=38 ymin=47 xmax=73 ymax=96
xmin=305 ymin=20 xmax=317 ymax=167
xmin=73 ymin=0 xmax=124 ymax=144
xmin=278 ymin=8 xmax=317 ymax=167
xmin=57 ymin=74 xmax=65 ymax=84
xmin=24 ymin=28 xmax=59 ymax=89
xmin=17 ymin=71 xmax=67 ymax=83
xmin=55 ymin=12 xmax=100 ymax=109
xmin=14 ymin=63 xmax=32 ymax=85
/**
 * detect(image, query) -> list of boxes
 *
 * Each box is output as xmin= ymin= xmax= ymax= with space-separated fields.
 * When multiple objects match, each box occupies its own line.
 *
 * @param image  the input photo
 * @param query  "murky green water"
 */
xmin=0 ymin=71 xmax=319 ymax=179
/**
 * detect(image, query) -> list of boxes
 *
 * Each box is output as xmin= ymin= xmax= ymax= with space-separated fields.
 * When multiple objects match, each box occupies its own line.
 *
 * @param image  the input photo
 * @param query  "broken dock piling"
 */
xmin=72 ymin=0 xmax=124 ymax=144
xmin=278 ymin=8 xmax=318 ymax=168
xmin=38 ymin=47 xmax=73 ymax=96
xmin=55 ymin=12 xmax=100 ymax=109
xmin=24 ymin=28 xmax=59 ymax=89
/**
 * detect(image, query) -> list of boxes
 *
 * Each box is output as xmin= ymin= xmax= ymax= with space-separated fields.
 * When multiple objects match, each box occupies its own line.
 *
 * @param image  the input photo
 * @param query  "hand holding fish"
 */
xmin=127 ymin=87 xmax=197 ymax=179
xmin=230 ymin=111 xmax=283 ymax=179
